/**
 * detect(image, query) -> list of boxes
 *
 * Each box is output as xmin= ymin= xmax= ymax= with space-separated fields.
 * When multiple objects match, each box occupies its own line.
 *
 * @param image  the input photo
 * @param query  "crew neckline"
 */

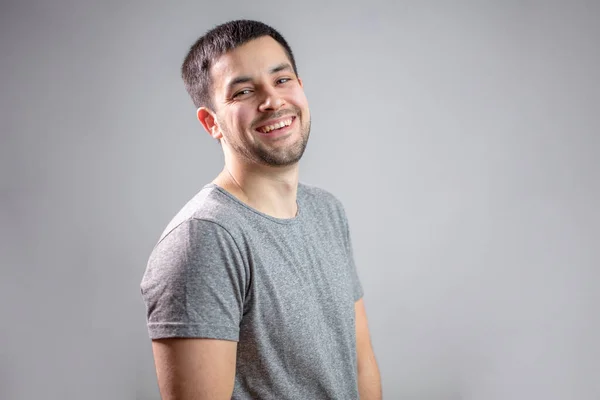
xmin=204 ymin=183 xmax=302 ymax=225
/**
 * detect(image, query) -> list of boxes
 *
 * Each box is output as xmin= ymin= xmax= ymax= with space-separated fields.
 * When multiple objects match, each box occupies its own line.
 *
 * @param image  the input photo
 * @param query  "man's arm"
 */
xmin=355 ymin=298 xmax=382 ymax=400
xmin=151 ymin=338 xmax=237 ymax=400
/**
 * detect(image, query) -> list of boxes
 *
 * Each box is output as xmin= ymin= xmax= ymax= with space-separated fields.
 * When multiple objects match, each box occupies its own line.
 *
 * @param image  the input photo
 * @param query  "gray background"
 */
xmin=1 ymin=0 xmax=599 ymax=399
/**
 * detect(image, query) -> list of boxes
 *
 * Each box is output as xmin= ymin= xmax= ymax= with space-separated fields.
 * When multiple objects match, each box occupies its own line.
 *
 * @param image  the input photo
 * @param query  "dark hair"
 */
xmin=181 ymin=20 xmax=299 ymax=111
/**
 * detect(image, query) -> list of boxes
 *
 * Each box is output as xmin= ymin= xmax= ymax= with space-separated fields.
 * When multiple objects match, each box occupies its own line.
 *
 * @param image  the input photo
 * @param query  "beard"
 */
xmin=221 ymin=110 xmax=311 ymax=167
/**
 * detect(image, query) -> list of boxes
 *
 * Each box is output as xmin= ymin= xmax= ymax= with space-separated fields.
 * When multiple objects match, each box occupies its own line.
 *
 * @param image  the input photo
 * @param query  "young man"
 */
xmin=140 ymin=20 xmax=382 ymax=400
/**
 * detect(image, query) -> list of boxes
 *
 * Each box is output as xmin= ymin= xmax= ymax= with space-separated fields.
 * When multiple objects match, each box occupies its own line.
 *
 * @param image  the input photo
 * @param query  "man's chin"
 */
xmin=257 ymin=155 xmax=302 ymax=167
xmin=254 ymin=146 xmax=306 ymax=167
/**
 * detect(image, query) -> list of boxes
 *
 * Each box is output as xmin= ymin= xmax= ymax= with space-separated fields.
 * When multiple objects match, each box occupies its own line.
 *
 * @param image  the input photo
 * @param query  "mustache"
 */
xmin=253 ymin=109 xmax=299 ymax=127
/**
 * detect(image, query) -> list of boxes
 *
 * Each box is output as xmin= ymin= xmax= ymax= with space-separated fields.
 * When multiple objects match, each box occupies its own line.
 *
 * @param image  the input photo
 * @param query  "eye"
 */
xmin=276 ymin=77 xmax=291 ymax=85
xmin=233 ymin=89 xmax=252 ymax=99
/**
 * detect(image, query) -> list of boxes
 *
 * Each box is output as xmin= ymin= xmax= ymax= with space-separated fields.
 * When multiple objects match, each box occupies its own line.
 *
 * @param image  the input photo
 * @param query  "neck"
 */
xmin=213 ymin=153 xmax=299 ymax=219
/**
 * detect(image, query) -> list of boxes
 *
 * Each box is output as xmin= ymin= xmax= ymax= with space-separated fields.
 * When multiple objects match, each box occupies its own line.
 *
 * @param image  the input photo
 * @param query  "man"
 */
xmin=140 ymin=20 xmax=382 ymax=400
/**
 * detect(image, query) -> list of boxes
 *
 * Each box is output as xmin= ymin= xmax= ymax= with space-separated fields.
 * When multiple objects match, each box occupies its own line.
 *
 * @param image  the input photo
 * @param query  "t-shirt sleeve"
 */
xmin=340 ymin=206 xmax=364 ymax=302
xmin=140 ymin=218 xmax=247 ymax=341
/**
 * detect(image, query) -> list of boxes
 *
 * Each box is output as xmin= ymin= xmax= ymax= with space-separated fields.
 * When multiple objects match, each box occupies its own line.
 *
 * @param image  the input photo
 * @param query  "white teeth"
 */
xmin=259 ymin=118 xmax=293 ymax=133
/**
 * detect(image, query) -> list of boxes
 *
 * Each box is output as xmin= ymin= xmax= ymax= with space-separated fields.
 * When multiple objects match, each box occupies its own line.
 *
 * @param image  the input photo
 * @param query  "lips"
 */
xmin=256 ymin=116 xmax=297 ymax=138
xmin=255 ymin=116 xmax=296 ymax=134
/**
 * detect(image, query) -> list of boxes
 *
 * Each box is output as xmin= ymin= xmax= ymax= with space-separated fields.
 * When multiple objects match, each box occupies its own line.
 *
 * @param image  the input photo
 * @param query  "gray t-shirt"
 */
xmin=140 ymin=182 xmax=363 ymax=399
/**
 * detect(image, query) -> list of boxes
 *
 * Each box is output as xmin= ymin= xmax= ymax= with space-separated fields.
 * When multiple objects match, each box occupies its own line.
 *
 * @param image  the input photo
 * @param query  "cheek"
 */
xmin=234 ymin=107 xmax=255 ymax=129
xmin=290 ymin=88 xmax=309 ymax=110
xmin=220 ymin=110 xmax=249 ymax=133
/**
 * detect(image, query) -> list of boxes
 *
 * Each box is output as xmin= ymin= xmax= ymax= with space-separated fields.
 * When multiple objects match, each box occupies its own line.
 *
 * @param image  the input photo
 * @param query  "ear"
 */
xmin=197 ymin=107 xmax=222 ymax=140
xmin=298 ymin=77 xmax=303 ymax=88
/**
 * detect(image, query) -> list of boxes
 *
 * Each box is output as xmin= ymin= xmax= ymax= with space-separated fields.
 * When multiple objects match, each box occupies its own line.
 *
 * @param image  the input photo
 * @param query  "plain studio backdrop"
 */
xmin=1 ymin=1 xmax=599 ymax=399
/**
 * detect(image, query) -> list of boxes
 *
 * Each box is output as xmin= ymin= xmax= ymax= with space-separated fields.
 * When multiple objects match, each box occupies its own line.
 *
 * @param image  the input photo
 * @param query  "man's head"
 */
xmin=181 ymin=20 xmax=311 ymax=167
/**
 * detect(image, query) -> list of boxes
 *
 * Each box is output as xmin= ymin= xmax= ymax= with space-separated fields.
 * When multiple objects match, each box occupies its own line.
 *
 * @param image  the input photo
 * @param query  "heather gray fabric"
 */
xmin=140 ymin=182 xmax=363 ymax=400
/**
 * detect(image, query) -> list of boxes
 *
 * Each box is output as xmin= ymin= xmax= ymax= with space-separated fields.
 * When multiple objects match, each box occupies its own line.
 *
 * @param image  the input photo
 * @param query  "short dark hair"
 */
xmin=181 ymin=20 xmax=299 ymax=111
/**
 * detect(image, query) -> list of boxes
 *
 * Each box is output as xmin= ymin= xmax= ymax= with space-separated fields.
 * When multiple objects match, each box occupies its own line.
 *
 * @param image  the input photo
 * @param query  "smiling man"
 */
xmin=140 ymin=20 xmax=382 ymax=400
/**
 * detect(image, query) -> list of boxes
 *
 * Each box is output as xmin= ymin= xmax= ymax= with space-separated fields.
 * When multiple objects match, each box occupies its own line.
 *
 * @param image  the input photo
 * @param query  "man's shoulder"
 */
xmin=299 ymin=182 xmax=343 ymax=206
xmin=155 ymin=184 xmax=242 ymax=245
xmin=298 ymin=182 xmax=348 ymax=220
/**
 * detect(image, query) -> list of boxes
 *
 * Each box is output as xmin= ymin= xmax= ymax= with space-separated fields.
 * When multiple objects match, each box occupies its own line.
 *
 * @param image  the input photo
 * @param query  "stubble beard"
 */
xmin=224 ymin=115 xmax=311 ymax=167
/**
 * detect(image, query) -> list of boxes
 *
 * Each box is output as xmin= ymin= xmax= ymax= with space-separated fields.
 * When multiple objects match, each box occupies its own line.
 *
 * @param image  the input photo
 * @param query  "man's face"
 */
xmin=208 ymin=36 xmax=311 ymax=167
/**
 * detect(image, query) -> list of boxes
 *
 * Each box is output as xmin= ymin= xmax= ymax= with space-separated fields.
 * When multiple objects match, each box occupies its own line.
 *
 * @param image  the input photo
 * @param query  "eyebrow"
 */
xmin=269 ymin=62 xmax=293 ymax=74
xmin=225 ymin=63 xmax=294 ymax=93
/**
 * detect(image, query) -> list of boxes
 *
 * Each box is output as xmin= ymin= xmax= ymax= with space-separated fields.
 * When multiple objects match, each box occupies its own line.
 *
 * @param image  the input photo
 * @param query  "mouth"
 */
xmin=255 ymin=116 xmax=296 ymax=136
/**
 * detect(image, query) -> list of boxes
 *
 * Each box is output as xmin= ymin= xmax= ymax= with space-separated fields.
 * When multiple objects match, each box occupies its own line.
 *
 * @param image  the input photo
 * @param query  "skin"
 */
xmin=198 ymin=35 xmax=311 ymax=219
xmin=152 ymin=35 xmax=382 ymax=399
xmin=356 ymin=298 xmax=383 ymax=399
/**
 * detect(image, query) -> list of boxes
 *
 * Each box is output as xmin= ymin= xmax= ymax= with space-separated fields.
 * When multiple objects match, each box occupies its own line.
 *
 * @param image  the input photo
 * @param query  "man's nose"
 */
xmin=258 ymin=87 xmax=285 ymax=112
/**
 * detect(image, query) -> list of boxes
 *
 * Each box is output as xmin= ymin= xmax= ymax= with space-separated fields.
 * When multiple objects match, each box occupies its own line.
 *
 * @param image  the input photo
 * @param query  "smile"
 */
xmin=257 ymin=117 xmax=295 ymax=133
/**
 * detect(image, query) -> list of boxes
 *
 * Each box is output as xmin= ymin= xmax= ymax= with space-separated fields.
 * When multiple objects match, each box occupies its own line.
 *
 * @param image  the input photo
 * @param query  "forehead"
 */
xmin=211 ymin=36 xmax=292 ymax=89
